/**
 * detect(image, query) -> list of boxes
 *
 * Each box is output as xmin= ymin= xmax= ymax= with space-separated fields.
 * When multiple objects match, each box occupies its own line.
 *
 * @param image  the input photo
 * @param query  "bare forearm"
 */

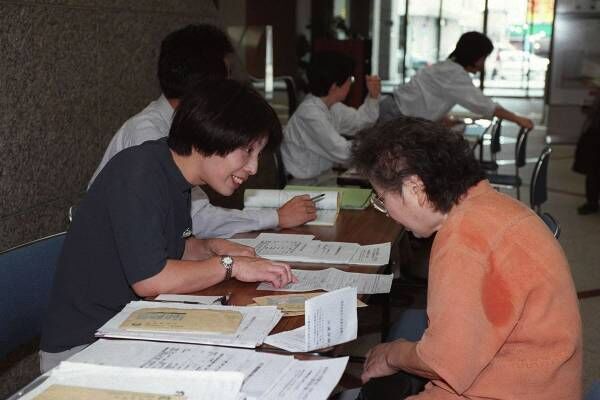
xmin=493 ymin=106 xmax=518 ymax=123
xmin=493 ymin=106 xmax=533 ymax=127
xmin=182 ymin=237 xmax=214 ymax=260
xmin=389 ymin=341 xmax=440 ymax=380
xmin=183 ymin=237 xmax=238 ymax=261
xmin=132 ymin=258 xmax=225 ymax=297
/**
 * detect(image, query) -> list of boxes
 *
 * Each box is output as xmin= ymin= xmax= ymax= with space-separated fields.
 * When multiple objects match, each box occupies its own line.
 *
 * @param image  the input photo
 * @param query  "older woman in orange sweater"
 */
xmin=350 ymin=117 xmax=582 ymax=400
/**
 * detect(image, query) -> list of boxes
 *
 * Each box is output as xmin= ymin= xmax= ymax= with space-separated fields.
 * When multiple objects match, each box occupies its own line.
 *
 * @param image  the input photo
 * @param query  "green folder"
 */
xmin=284 ymin=185 xmax=373 ymax=210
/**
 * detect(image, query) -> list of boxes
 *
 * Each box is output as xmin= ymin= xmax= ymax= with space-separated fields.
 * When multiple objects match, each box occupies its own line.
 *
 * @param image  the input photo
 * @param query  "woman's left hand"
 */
xmin=361 ymin=341 xmax=401 ymax=383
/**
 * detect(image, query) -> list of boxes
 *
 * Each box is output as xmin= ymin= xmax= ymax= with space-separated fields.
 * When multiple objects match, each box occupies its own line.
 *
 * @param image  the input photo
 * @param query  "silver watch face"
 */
xmin=222 ymin=256 xmax=233 ymax=266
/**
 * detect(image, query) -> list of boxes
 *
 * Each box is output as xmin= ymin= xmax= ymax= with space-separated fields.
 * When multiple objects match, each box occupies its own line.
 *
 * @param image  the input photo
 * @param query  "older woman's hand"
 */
xmin=361 ymin=341 xmax=401 ymax=383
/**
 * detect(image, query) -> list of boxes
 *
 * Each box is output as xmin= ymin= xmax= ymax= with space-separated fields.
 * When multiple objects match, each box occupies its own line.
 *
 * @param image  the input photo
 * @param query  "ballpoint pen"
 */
xmin=310 ymin=193 xmax=326 ymax=203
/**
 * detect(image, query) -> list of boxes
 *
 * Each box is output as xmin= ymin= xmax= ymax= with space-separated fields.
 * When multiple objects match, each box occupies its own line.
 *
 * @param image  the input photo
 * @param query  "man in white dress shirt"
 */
xmin=90 ymin=24 xmax=316 ymax=238
xmin=281 ymin=52 xmax=381 ymax=183
xmin=379 ymin=32 xmax=533 ymax=130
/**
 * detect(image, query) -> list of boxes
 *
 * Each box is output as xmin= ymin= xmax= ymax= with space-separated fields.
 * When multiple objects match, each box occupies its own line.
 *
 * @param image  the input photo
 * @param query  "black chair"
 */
xmin=530 ymin=145 xmax=552 ymax=214
xmin=486 ymin=127 xmax=532 ymax=200
xmin=250 ymin=75 xmax=298 ymax=118
xmin=540 ymin=212 xmax=561 ymax=239
xmin=473 ymin=118 xmax=503 ymax=171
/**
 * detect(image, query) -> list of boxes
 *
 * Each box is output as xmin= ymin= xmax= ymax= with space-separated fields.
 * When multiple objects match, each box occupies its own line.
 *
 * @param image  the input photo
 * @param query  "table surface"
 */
xmin=195 ymin=207 xmax=404 ymax=335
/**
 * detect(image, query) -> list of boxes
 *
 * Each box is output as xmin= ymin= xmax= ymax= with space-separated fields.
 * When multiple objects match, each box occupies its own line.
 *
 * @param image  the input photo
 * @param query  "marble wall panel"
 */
xmin=0 ymin=0 xmax=220 ymax=251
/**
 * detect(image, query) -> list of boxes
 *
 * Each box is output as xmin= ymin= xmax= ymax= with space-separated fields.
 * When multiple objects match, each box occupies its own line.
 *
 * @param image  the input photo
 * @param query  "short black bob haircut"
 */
xmin=158 ymin=24 xmax=234 ymax=99
xmin=448 ymin=31 xmax=494 ymax=68
xmin=168 ymin=79 xmax=282 ymax=157
xmin=307 ymin=51 xmax=355 ymax=97
xmin=351 ymin=117 xmax=485 ymax=213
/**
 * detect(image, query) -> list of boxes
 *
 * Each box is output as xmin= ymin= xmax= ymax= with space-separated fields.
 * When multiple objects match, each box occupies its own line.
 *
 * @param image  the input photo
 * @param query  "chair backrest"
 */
xmin=0 ymin=232 xmax=66 ymax=359
xmin=540 ymin=212 xmax=561 ymax=239
xmin=489 ymin=118 xmax=503 ymax=159
xmin=514 ymin=127 xmax=532 ymax=169
xmin=250 ymin=75 xmax=298 ymax=118
xmin=530 ymin=145 xmax=552 ymax=213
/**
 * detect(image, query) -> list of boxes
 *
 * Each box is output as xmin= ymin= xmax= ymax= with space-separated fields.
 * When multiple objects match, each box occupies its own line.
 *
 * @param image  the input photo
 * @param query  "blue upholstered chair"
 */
xmin=0 ymin=232 xmax=65 ymax=360
xmin=586 ymin=381 xmax=600 ymax=400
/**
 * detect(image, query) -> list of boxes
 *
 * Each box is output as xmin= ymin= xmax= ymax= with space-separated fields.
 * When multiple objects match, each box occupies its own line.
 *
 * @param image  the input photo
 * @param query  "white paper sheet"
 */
xmin=71 ymin=340 xmax=293 ymax=400
xmin=260 ymin=357 xmax=349 ymax=400
xmin=95 ymin=301 xmax=282 ymax=348
xmin=20 ymin=362 xmax=243 ymax=400
xmin=257 ymin=268 xmax=393 ymax=294
xmin=71 ymin=340 xmax=347 ymax=400
xmin=154 ymin=294 xmax=223 ymax=305
xmin=244 ymin=190 xmax=340 ymax=226
xmin=227 ymin=238 xmax=258 ymax=247
xmin=244 ymin=190 xmax=339 ymax=210
xmin=263 ymin=326 xmax=307 ymax=353
xmin=264 ymin=287 xmax=357 ymax=352
xmin=239 ymin=233 xmax=391 ymax=266
xmin=348 ymin=243 xmax=391 ymax=266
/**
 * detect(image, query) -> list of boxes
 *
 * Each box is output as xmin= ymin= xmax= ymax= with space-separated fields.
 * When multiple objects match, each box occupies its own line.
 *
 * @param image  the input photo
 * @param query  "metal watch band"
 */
xmin=220 ymin=256 xmax=233 ymax=280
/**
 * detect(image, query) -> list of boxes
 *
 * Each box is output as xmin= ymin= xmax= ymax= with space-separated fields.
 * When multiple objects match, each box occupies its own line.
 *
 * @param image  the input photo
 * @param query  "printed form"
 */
xmin=71 ymin=339 xmax=348 ymax=400
xmin=264 ymin=287 xmax=358 ymax=353
xmin=257 ymin=268 xmax=393 ymax=294
xmin=95 ymin=301 xmax=282 ymax=348
xmin=228 ymin=233 xmax=390 ymax=266
xmin=19 ymin=361 xmax=243 ymax=400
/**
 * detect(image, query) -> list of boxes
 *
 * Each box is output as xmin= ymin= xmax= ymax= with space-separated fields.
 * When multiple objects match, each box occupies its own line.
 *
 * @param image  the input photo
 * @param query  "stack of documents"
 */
xmin=71 ymin=339 xmax=349 ymax=400
xmin=284 ymin=184 xmax=372 ymax=210
xmin=252 ymin=292 xmax=367 ymax=317
xmin=231 ymin=233 xmax=391 ymax=266
xmin=244 ymin=189 xmax=340 ymax=226
xmin=20 ymin=361 xmax=243 ymax=400
xmin=264 ymin=287 xmax=358 ymax=353
xmin=257 ymin=267 xmax=393 ymax=294
xmin=95 ymin=301 xmax=282 ymax=348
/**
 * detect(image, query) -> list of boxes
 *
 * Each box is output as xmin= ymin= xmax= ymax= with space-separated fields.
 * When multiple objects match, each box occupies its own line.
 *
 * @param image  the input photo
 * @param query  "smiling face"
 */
xmin=372 ymin=176 xmax=447 ymax=238
xmin=195 ymin=136 xmax=268 ymax=196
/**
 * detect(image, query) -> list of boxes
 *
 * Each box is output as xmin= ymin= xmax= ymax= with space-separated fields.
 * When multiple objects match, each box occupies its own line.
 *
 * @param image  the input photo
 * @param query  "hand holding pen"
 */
xmin=277 ymin=194 xmax=319 ymax=228
xmin=310 ymin=193 xmax=326 ymax=203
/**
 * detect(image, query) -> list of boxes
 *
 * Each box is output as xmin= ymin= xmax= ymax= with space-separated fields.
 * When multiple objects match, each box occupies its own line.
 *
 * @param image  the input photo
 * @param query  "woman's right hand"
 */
xmin=516 ymin=116 xmax=534 ymax=130
xmin=366 ymin=75 xmax=381 ymax=99
xmin=231 ymin=256 xmax=297 ymax=288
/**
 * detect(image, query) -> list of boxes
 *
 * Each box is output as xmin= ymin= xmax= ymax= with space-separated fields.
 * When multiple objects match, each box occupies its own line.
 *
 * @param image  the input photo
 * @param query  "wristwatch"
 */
xmin=220 ymin=255 xmax=234 ymax=280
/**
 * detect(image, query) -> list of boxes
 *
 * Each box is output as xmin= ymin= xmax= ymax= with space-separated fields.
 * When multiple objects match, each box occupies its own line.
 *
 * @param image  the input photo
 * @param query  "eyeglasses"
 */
xmin=370 ymin=192 xmax=387 ymax=214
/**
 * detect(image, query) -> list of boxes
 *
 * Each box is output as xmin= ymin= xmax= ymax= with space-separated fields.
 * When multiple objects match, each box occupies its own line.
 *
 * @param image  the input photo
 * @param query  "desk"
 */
xmin=337 ymin=169 xmax=371 ymax=188
xmin=196 ymin=207 xmax=403 ymax=336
